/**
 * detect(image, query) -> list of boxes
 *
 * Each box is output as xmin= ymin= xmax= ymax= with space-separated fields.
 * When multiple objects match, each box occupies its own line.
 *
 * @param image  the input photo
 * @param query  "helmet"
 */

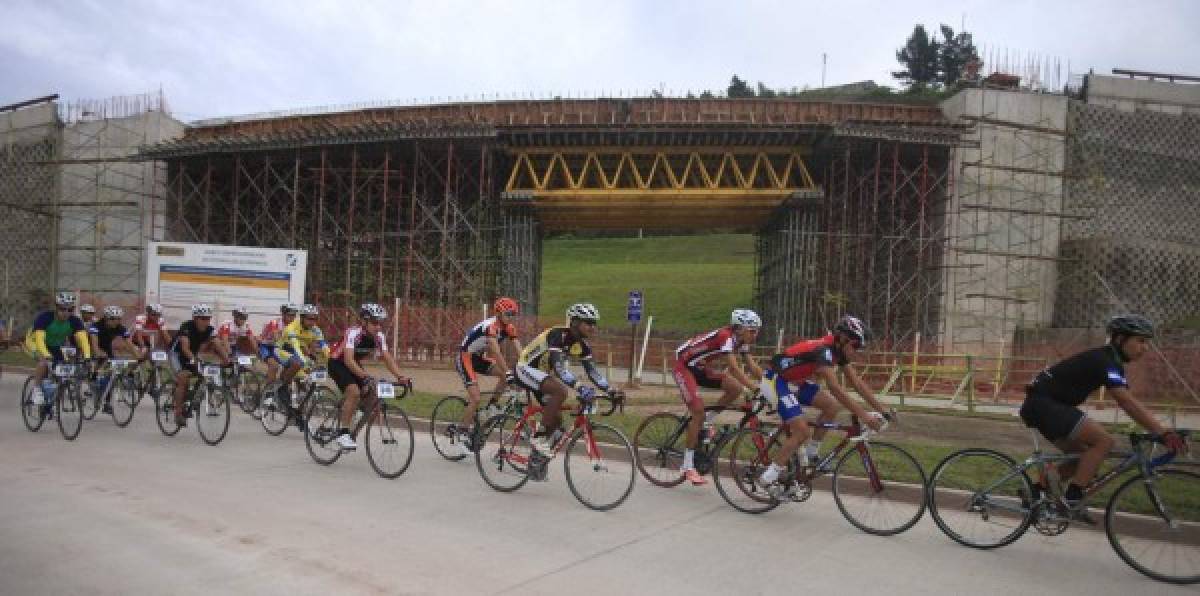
xmin=731 ymin=309 xmax=762 ymax=329
xmin=191 ymin=304 xmax=214 ymax=317
xmin=360 ymin=303 xmax=387 ymax=321
xmin=493 ymin=296 xmax=519 ymax=315
xmin=1107 ymin=314 xmax=1154 ymax=338
xmin=55 ymin=292 xmax=77 ymax=307
xmin=833 ymin=315 xmax=867 ymax=346
xmin=299 ymin=304 xmax=319 ymax=317
xmin=80 ymin=304 xmax=96 ymax=314
xmin=232 ymin=305 xmax=249 ymax=317
xmin=280 ymin=303 xmax=298 ymax=315
xmin=147 ymin=303 xmax=163 ymax=315
xmin=103 ymin=305 xmax=124 ymax=318
xmin=566 ymin=303 xmax=599 ymax=321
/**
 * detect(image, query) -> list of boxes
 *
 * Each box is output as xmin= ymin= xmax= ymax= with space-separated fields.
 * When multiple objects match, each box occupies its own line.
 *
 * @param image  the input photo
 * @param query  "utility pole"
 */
xmin=821 ymin=53 xmax=827 ymax=88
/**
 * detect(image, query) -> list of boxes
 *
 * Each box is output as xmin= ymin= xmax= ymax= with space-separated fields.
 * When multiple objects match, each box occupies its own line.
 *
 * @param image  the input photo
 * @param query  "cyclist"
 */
xmin=169 ymin=304 xmax=232 ymax=427
xmin=80 ymin=303 xmax=97 ymax=326
xmin=514 ymin=303 xmax=611 ymax=471
xmin=88 ymin=306 xmax=144 ymax=414
xmin=452 ymin=296 xmax=522 ymax=455
xmin=672 ymin=309 xmax=766 ymax=485
xmin=218 ymin=305 xmax=260 ymax=362
xmin=327 ymin=303 xmax=410 ymax=451
xmin=1020 ymin=314 xmax=1186 ymax=512
xmin=260 ymin=303 xmax=298 ymax=385
xmin=273 ymin=303 xmax=329 ymax=429
xmin=756 ymin=315 xmax=888 ymax=494
xmin=25 ymin=292 xmax=93 ymax=418
xmin=132 ymin=303 xmax=171 ymax=351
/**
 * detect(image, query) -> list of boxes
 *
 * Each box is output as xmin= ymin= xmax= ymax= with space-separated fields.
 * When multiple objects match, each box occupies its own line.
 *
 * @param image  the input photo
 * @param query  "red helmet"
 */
xmin=493 ymin=297 xmax=519 ymax=315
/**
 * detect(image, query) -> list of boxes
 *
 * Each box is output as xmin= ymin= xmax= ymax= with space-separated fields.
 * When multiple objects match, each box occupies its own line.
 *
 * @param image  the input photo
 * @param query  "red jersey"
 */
xmin=218 ymin=320 xmax=255 ymax=340
xmin=675 ymin=326 xmax=751 ymax=368
xmin=133 ymin=314 xmax=167 ymax=332
xmin=459 ymin=317 xmax=519 ymax=355
xmin=260 ymin=318 xmax=285 ymax=344
xmin=773 ymin=334 xmax=846 ymax=383
xmin=332 ymin=326 xmax=388 ymax=361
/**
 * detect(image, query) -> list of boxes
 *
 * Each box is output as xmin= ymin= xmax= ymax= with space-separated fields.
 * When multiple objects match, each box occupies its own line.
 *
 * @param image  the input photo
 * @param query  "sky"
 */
xmin=2 ymin=0 xmax=1198 ymax=122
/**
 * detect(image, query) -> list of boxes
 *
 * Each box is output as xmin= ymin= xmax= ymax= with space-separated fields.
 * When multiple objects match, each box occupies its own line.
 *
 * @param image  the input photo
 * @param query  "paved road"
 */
xmin=0 ymin=375 xmax=1192 ymax=595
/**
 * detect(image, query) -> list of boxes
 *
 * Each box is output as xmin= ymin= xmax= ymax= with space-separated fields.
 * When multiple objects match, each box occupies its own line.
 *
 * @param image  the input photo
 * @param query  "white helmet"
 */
xmin=731 ymin=309 xmax=762 ymax=329
xmin=360 ymin=303 xmax=387 ymax=320
xmin=55 ymin=292 xmax=77 ymax=307
xmin=299 ymin=304 xmax=319 ymax=317
xmin=80 ymin=303 xmax=96 ymax=314
xmin=191 ymin=303 xmax=214 ymax=317
xmin=103 ymin=305 xmax=124 ymax=318
xmin=146 ymin=303 xmax=163 ymax=315
xmin=232 ymin=305 xmax=249 ymax=316
xmin=280 ymin=303 xmax=298 ymax=315
xmin=566 ymin=303 xmax=599 ymax=321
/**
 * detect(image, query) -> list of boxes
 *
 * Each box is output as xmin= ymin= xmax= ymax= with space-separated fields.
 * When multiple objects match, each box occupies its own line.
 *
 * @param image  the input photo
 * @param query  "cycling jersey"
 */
xmin=218 ymin=320 xmax=256 ymax=340
xmin=26 ymin=311 xmax=91 ymax=359
xmin=518 ymin=327 xmax=608 ymax=391
xmin=675 ymin=326 xmax=751 ymax=369
xmin=170 ymin=320 xmax=216 ymax=355
xmin=278 ymin=319 xmax=329 ymax=365
xmin=459 ymin=317 xmax=518 ymax=355
xmin=332 ymin=326 xmax=387 ymax=362
xmin=260 ymin=318 xmax=286 ymax=344
xmin=88 ymin=322 xmax=131 ymax=356
xmin=772 ymin=334 xmax=847 ymax=384
xmin=1026 ymin=346 xmax=1128 ymax=407
xmin=133 ymin=314 xmax=167 ymax=332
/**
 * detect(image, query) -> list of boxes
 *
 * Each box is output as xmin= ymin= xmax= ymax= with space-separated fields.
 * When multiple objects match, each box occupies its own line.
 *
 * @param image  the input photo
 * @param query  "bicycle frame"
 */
xmin=768 ymin=419 xmax=884 ymax=492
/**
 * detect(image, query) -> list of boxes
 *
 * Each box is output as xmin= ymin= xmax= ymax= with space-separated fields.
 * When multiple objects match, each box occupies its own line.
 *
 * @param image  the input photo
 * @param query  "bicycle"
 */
xmin=712 ymin=417 xmax=928 ymax=536
xmin=227 ymin=353 xmax=265 ymax=415
xmin=153 ymin=362 xmax=233 ymax=445
xmin=303 ymin=378 xmax=416 ymax=478
xmin=259 ymin=367 xmax=327 ymax=436
xmin=474 ymin=390 xmax=635 ymax=511
xmin=431 ymin=380 xmax=585 ymax=461
xmin=134 ymin=349 xmax=173 ymax=408
xmin=89 ymin=358 xmax=141 ymax=427
xmin=20 ymin=347 xmax=87 ymax=441
xmin=633 ymin=391 xmax=777 ymax=487
xmin=927 ymin=427 xmax=1199 ymax=584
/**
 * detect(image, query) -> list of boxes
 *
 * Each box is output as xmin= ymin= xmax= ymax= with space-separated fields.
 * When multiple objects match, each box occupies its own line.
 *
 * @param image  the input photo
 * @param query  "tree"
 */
xmin=937 ymin=24 xmax=980 ymax=86
xmin=755 ymin=82 xmax=777 ymax=98
xmin=893 ymin=25 xmax=941 ymax=89
xmin=727 ymin=75 xmax=755 ymax=98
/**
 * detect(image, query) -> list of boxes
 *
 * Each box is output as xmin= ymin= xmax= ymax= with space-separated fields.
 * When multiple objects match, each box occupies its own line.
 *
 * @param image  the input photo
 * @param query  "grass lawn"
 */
xmin=540 ymin=234 xmax=755 ymax=333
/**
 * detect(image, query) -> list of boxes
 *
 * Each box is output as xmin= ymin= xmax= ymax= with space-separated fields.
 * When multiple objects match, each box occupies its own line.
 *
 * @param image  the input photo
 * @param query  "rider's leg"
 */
xmin=173 ymin=370 xmax=190 ymax=422
xmin=804 ymin=391 xmax=839 ymax=461
xmin=1053 ymin=419 xmax=1113 ymax=501
xmin=762 ymin=416 xmax=812 ymax=484
xmin=716 ymin=372 xmax=744 ymax=409
xmin=534 ymin=377 xmax=569 ymax=455
xmin=456 ymin=353 xmax=484 ymax=429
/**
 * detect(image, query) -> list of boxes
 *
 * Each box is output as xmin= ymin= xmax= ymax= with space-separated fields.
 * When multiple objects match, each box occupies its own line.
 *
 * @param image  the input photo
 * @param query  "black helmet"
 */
xmin=1106 ymin=314 xmax=1154 ymax=338
xmin=833 ymin=315 xmax=867 ymax=346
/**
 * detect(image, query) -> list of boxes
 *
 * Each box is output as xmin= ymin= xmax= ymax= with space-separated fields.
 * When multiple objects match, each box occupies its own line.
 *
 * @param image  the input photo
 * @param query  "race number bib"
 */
xmin=237 ymin=355 xmax=253 ymax=366
xmin=54 ymin=363 xmax=76 ymax=377
xmin=151 ymin=351 xmax=168 ymax=362
xmin=309 ymin=369 xmax=328 ymax=382
xmin=203 ymin=365 xmax=222 ymax=381
xmin=377 ymin=381 xmax=395 ymax=399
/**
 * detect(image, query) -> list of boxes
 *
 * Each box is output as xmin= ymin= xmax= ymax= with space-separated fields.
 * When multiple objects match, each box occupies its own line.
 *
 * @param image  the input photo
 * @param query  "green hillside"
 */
xmin=539 ymin=234 xmax=755 ymax=332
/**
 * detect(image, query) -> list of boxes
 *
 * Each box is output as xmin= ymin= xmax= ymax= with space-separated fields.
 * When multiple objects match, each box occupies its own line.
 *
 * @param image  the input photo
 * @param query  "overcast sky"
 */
xmin=3 ymin=0 xmax=1198 ymax=122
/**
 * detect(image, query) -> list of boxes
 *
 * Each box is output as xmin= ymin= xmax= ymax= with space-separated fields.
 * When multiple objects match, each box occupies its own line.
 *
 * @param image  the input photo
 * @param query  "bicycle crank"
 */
xmin=1032 ymin=501 xmax=1070 ymax=536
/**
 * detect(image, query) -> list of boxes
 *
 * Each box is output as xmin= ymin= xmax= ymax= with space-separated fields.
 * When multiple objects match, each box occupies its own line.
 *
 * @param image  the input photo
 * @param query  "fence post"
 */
xmin=910 ymin=332 xmax=921 ymax=394
xmin=966 ymin=355 xmax=976 ymax=413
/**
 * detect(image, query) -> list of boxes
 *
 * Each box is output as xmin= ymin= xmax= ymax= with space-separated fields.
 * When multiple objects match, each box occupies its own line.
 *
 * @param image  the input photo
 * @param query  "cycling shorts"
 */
xmin=1019 ymin=391 xmax=1086 ymax=442
xmin=455 ymin=352 xmax=495 ymax=388
xmin=759 ymin=370 xmax=819 ymax=423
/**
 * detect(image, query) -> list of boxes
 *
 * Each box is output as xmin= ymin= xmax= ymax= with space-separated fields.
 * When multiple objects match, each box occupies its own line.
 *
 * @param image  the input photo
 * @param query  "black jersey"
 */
xmin=88 ymin=323 xmax=131 ymax=356
xmin=1027 ymin=346 xmax=1129 ymax=406
xmin=171 ymin=320 xmax=216 ymax=354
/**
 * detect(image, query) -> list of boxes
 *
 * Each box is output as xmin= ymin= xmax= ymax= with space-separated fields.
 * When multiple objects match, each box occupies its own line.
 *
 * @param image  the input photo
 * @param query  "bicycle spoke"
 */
xmin=1107 ymin=468 xmax=1200 ymax=584
xmin=565 ymin=423 xmax=635 ymax=510
xmin=928 ymin=449 xmax=1033 ymax=549
xmin=832 ymin=442 xmax=927 ymax=535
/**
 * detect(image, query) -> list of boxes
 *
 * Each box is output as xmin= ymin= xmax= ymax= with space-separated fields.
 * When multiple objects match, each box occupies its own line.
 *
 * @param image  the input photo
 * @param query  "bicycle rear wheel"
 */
xmin=430 ymin=395 xmax=469 ymax=461
xmin=365 ymin=404 xmax=415 ymax=479
xmin=56 ymin=381 xmax=83 ymax=441
xmin=927 ymin=448 xmax=1034 ymax=549
xmin=475 ymin=414 xmax=532 ymax=492
xmin=633 ymin=412 xmax=688 ymax=487
xmin=712 ymin=427 xmax=782 ymax=514
xmin=564 ymin=422 xmax=635 ymax=511
xmin=154 ymin=381 xmax=182 ymax=437
xmin=832 ymin=441 xmax=927 ymax=535
xmin=1106 ymin=468 xmax=1200 ymax=584
xmin=303 ymin=389 xmax=344 ymax=465
xmin=80 ymin=382 xmax=100 ymax=421
xmin=111 ymin=375 xmax=138 ymax=427
xmin=260 ymin=385 xmax=290 ymax=436
xmin=195 ymin=385 xmax=232 ymax=445
xmin=20 ymin=377 xmax=45 ymax=432
xmin=238 ymin=371 xmax=263 ymax=414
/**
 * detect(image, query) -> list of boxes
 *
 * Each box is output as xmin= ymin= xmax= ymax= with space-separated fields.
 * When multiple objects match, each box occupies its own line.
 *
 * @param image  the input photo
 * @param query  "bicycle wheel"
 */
xmin=56 ymin=381 xmax=83 ymax=441
xmin=303 ymin=388 xmax=344 ymax=466
xmin=1106 ymin=467 xmax=1200 ymax=584
xmin=565 ymin=422 xmax=636 ymax=511
xmin=831 ymin=441 xmax=927 ymax=536
xmin=20 ymin=377 xmax=45 ymax=432
xmin=633 ymin=412 xmax=687 ymax=487
xmin=237 ymin=371 xmax=262 ymax=414
xmin=712 ymin=426 xmax=782 ymax=514
xmin=927 ymin=448 xmax=1034 ymax=549
xmin=475 ymin=414 xmax=533 ymax=493
xmin=111 ymin=375 xmax=138 ymax=427
xmin=430 ymin=395 xmax=469 ymax=461
xmin=195 ymin=384 xmax=231 ymax=446
xmin=366 ymin=403 xmax=415 ymax=479
xmin=260 ymin=385 xmax=290 ymax=436
xmin=80 ymin=381 xmax=100 ymax=421
xmin=154 ymin=380 xmax=182 ymax=437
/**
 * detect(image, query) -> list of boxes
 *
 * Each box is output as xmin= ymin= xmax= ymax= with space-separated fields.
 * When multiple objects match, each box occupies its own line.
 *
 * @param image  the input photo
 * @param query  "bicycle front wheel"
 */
xmin=56 ymin=381 xmax=83 ymax=441
xmin=303 ymin=389 xmax=344 ymax=466
xmin=195 ymin=385 xmax=231 ymax=445
xmin=565 ymin=422 xmax=636 ymax=511
xmin=633 ymin=412 xmax=687 ymax=487
xmin=260 ymin=385 xmax=290 ymax=436
xmin=20 ymin=377 xmax=45 ymax=432
xmin=111 ymin=375 xmax=138 ymax=427
xmin=153 ymin=381 xmax=182 ymax=437
xmin=712 ymin=427 xmax=782 ymax=514
xmin=928 ymin=448 xmax=1033 ymax=549
xmin=430 ymin=395 xmax=469 ymax=461
xmin=832 ymin=441 xmax=927 ymax=535
xmin=1106 ymin=467 xmax=1200 ymax=584
xmin=238 ymin=371 xmax=263 ymax=414
xmin=80 ymin=382 xmax=100 ymax=421
xmin=475 ymin=414 xmax=532 ymax=493
xmin=365 ymin=404 xmax=415 ymax=479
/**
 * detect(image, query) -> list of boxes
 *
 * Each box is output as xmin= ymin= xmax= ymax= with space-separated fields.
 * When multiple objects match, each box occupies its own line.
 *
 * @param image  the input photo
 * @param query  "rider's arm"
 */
xmin=315 ymin=329 xmax=330 ymax=364
xmin=484 ymin=337 xmax=509 ymax=375
xmin=1110 ymin=387 xmax=1169 ymax=436
xmin=113 ymin=336 xmax=140 ymax=358
xmin=722 ymin=352 xmax=757 ymax=388
xmin=547 ymin=349 xmax=579 ymax=388
xmin=342 ymin=343 xmax=370 ymax=378
xmin=841 ymin=363 xmax=888 ymax=414
xmin=379 ymin=351 xmax=406 ymax=381
xmin=89 ymin=333 xmax=105 ymax=359
xmin=815 ymin=366 xmax=875 ymax=421
xmin=581 ymin=357 xmax=610 ymax=392
xmin=179 ymin=336 xmax=195 ymax=361
xmin=73 ymin=330 xmax=92 ymax=359
xmin=741 ymin=352 xmax=764 ymax=379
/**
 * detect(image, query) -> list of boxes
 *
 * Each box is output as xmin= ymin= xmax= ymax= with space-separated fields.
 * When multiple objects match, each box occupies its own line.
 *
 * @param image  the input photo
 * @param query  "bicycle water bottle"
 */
xmin=701 ymin=421 xmax=715 ymax=444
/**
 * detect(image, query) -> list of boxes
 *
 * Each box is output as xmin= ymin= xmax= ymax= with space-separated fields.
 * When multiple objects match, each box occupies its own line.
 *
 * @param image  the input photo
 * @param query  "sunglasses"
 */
xmin=502 ymin=310 xmax=519 ymax=317
xmin=196 ymin=316 xmax=212 ymax=320
xmin=57 ymin=306 xmax=73 ymax=312
xmin=578 ymin=319 xmax=598 ymax=326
